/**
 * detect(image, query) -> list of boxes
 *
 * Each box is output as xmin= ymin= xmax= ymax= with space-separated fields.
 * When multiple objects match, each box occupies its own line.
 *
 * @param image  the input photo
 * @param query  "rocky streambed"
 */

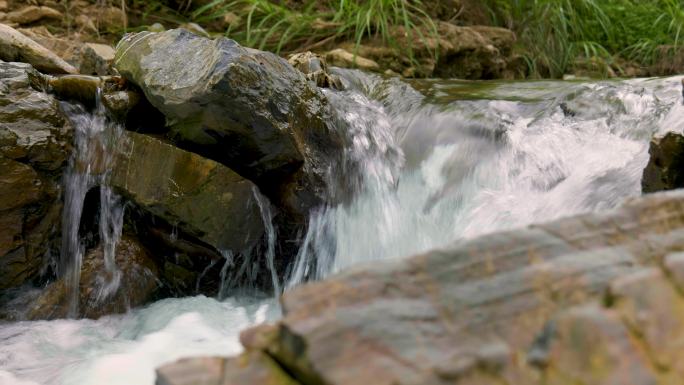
xmin=1 ymin=20 xmax=684 ymax=385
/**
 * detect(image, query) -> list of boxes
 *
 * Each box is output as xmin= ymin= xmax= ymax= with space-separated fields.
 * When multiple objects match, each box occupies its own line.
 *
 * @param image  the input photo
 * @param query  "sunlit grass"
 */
xmin=483 ymin=0 xmax=684 ymax=77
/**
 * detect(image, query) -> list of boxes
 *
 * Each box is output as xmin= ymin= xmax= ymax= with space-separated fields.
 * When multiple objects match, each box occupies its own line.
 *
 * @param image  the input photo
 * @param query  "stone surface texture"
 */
xmin=158 ymin=190 xmax=684 ymax=385
xmin=0 ymin=60 xmax=72 ymax=289
xmin=114 ymin=29 xmax=345 ymax=219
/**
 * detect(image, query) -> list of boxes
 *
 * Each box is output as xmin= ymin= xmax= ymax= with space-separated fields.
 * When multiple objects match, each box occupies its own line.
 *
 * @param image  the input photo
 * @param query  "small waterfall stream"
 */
xmin=1 ymin=74 xmax=683 ymax=385
xmin=59 ymin=92 xmax=125 ymax=317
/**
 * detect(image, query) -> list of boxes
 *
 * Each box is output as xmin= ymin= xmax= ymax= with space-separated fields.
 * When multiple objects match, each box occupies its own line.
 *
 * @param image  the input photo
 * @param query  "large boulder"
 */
xmin=158 ymin=190 xmax=684 ymax=385
xmin=642 ymin=132 xmax=684 ymax=193
xmin=0 ymin=60 xmax=72 ymax=289
xmin=113 ymin=29 xmax=344 ymax=218
xmin=111 ymin=131 xmax=265 ymax=254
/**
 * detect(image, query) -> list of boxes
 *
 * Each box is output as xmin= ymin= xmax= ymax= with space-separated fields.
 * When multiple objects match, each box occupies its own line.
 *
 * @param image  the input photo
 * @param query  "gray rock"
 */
xmin=0 ymin=23 xmax=77 ymax=74
xmin=114 ymin=30 xmax=344 ymax=218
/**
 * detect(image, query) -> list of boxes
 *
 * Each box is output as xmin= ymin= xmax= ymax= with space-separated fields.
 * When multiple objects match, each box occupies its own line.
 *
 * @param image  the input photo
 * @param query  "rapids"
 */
xmin=2 ymin=72 xmax=683 ymax=385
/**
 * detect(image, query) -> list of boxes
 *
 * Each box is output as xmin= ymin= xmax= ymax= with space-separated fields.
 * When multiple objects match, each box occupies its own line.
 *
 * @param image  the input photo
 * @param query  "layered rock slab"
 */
xmin=111 ymin=130 xmax=265 ymax=254
xmin=158 ymin=190 xmax=684 ymax=385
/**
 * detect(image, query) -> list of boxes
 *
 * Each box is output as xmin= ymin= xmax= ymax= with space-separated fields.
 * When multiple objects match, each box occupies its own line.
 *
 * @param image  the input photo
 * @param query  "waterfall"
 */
xmin=253 ymin=188 xmax=281 ymax=297
xmin=60 ymin=90 xmax=125 ymax=316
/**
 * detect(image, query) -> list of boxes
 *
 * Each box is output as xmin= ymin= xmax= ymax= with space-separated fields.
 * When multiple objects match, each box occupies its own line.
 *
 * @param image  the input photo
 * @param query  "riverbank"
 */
xmin=1 ymin=0 xmax=683 ymax=80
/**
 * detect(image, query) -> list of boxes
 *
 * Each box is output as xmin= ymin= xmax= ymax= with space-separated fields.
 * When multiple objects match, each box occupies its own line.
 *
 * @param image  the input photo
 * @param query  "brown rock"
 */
xmin=5 ymin=6 xmax=63 ymax=25
xmin=27 ymin=235 xmax=160 ymax=319
xmin=610 ymin=268 xmax=684 ymax=380
xmin=642 ymin=132 xmax=684 ymax=193
xmin=543 ymin=305 xmax=658 ymax=385
xmin=79 ymin=42 xmax=116 ymax=75
xmin=157 ymin=352 xmax=300 ymax=385
xmin=0 ymin=23 xmax=77 ymax=74
xmin=111 ymin=131 xmax=265 ymax=253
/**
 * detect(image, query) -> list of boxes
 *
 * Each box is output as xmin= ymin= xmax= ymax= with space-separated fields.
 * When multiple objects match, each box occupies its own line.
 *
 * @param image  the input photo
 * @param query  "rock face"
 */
xmin=0 ymin=61 xmax=72 ymax=289
xmin=27 ymin=235 xmax=160 ymax=319
xmin=110 ymin=131 xmax=265 ymax=253
xmin=642 ymin=132 xmax=684 ymax=193
xmin=158 ymin=190 xmax=684 ymax=385
xmin=114 ymin=29 xmax=344 ymax=218
xmin=0 ymin=23 xmax=77 ymax=74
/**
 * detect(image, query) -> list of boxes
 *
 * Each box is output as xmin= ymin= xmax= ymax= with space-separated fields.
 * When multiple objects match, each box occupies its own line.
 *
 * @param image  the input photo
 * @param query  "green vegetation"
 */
xmin=482 ymin=0 xmax=684 ymax=77
xmin=127 ymin=0 xmax=436 ymax=55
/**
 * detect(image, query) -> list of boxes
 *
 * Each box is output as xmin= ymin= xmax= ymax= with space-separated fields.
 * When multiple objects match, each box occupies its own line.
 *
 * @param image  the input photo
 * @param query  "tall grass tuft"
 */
xmin=484 ymin=0 xmax=684 ymax=77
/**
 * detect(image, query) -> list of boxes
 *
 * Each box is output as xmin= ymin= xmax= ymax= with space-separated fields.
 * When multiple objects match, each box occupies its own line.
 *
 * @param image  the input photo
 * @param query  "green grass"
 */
xmin=483 ymin=0 xmax=684 ymax=78
xmin=173 ymin=0 xmax=436 ymax=55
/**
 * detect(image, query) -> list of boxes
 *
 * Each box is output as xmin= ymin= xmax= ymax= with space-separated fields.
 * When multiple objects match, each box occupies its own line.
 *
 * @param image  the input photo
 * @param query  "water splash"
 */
xmin=288 ymin=73 xmax=684 ymax=288
xmin=60 ymin=90 xmax=125 ymax=316
xmin=252 ymin=188 xmax=281 ymax=297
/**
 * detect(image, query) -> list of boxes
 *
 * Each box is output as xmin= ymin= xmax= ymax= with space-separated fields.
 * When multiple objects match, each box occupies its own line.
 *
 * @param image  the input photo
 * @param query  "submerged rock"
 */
xmin=158 ymin=190 xmax=684 ymax=385
xmin=110 ymin=131 xmax=265 ymax=253
xmin=27 ymin=235 xmax=160 ymax=319
xmin=0 ymin=23 xmax=77 ymax=74
xmin=114 ymin=29 xmax=344 ymax=219
xmin=0 ymin=61 xmax=72 ymax=289
xmin=642 ymin=132 xmax=684 ymax=193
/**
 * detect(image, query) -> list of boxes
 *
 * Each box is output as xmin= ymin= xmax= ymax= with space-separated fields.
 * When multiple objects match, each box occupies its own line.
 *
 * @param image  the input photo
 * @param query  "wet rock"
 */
xmin=5 ymin=6 xmax=63 ymax=25
xmin=110 ymin=131 xmax=265 ymax=253
xmin=79 ymin=42 xmax=116 ymax=76
xmin=101 ymin=90 xmax=141 ymax=118
xmin=0 ymin=23 xmax=77 ymax=74
xmin=642 ymin=132 xmax=684 ymax=193
xmin=325 ymin=48 xmax=379 ymax=72
xmin=170 ymin=190 xmax=684 ymax=385
xmin=114 ymin=29 xmax=344 ymax=217
xmin=27 ymin=235 xmax=160 ymax=319
xmin=289 ymin=51 xmax=343 ymax=89
xmin=0 ymin=61 xmax=72 ymax=289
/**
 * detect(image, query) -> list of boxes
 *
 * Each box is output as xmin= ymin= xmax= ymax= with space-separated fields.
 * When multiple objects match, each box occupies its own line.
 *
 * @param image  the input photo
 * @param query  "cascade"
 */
xmin=3 ymin=74 xmax=684 ymax=385
xmin=59 ymin=91 xmax=125 ymax=316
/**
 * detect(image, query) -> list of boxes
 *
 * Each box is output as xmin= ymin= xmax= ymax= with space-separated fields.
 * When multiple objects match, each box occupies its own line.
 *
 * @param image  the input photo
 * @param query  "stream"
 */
xmin=1 ymin=71 xmax=683 ymax=385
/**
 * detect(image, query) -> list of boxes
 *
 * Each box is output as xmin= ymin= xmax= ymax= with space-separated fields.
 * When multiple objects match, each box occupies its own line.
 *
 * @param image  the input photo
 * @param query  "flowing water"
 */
xmin=59 ymin=94 xmax=126 ymax=317
xmin=2 ymin=73 xmax=684 ymax=385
